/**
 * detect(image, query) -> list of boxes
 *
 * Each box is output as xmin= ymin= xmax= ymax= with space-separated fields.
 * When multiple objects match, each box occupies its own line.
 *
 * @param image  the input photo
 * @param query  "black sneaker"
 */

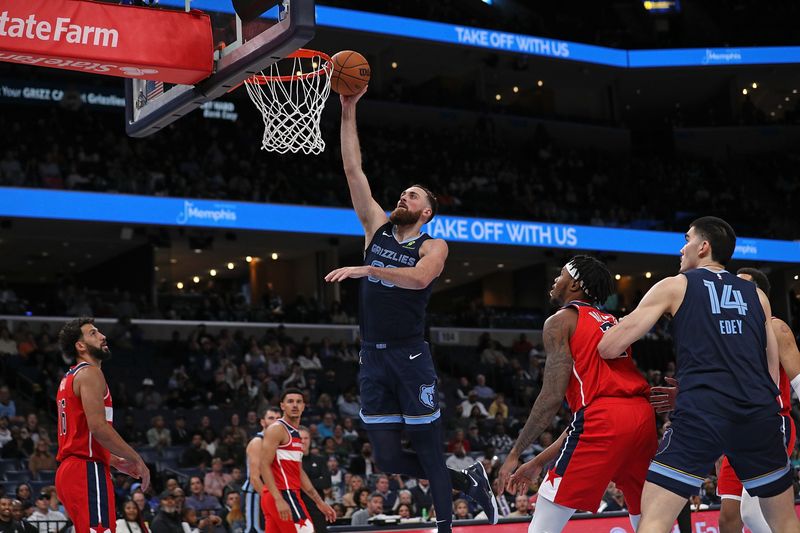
xmin=464 ymin=461 xmax=499 ymax=524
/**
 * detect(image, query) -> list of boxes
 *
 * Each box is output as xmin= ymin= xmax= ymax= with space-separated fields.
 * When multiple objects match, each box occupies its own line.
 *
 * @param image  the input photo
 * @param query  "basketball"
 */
xmin=330 ymin=50 xmax=371 ymax=96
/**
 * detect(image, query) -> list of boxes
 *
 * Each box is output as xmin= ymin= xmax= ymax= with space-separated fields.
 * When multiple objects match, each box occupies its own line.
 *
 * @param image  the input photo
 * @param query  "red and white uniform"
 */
xmin=261 ymin=419 xmax=313 ymax=533
xmin=55 ymin=362 xmax=116 ymax=533
xmin=717 ymin=351 xmax=796 ymax=499
xmin=538 ymin=301 xmax=657 ymax=515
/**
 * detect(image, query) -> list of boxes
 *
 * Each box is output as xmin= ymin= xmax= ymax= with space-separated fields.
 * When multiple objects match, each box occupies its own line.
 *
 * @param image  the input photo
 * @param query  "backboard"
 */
xmin=125 ymin=0 xmax=315 ymax=137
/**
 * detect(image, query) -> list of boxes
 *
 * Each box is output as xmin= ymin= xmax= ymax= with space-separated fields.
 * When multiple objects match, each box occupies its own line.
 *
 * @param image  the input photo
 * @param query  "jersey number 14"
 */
xmin=703 ymin=281 xmax=748 ymax=315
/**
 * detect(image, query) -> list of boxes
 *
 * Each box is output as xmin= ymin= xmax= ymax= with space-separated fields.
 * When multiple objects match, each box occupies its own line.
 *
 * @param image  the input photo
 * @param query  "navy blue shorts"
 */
xmin=647 ymin=408 xmax=792 ymax=498
xmin=358 ymin=340 xmax=440 ymax=430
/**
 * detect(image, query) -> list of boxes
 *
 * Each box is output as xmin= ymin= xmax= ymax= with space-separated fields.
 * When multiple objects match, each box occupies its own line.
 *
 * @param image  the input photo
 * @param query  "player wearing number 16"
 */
xmin=598 ymin=216 xmax=800 ymax=533
xmin=55 ymin=317 xmax=150 ymax=533
xmin=324 ymin=86 xmax=498 ymax=533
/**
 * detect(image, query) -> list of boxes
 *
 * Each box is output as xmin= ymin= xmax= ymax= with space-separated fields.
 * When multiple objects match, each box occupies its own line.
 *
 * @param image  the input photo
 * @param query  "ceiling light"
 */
xmin=210 ymin=269 xmax=217 ymax=277
xmin=194 ymin=249 xmax=202 ymax=254
xmin=271 ymin=252 xmax=279 ymax=260
xmin=645 ymin=272 xmax=652 ymax=279
xmin=227 ymin=262 xmax=235 ymax=270
xmin=497 ymin=263 xmax=505 ymax=268
xmin=154 ymin=266 xmax=159 ymax=272
xmin=170 ymin=258 xmax=177 ymax=264
xmin=444 ymin=278 xmax=451 ymax=284
xmin=176 ymin=282 xmax=184 ymax=289
xmin=537 ymin=80 xmax=543 ymax=87
xmin=192 ymin=276 xmax=200 ymax=283
xmin=751 ymin=82 xmax=758 ymax=89
xmin=245 ymin=256 xmax=253 ymax=262
xmin=795 ymin=275 xmax=799 ymax=280
xmin=786 ymin=97 xmax=791 ymax=101
xmin=512 ymin=86 xmax=519 ymax=93
xmin=495 ymin=94 xmax=501 ymax=101
xmin=391 ymin=61 xmax=398 ymax=69
xmin=742 ymin=88 xmax=748 ymax=95
xmin=615 ymin=274 xmax=622 ymax=280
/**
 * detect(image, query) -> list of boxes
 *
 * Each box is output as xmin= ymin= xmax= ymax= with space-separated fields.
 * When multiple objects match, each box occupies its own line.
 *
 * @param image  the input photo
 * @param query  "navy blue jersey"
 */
xmin=359 ymin=222 xmax=434 ymax=343
xmin=671 ymin=268 xmax=778 ymax=419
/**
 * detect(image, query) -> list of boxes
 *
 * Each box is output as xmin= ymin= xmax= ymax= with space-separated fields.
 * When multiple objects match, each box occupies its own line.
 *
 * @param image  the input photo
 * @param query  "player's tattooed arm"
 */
xmin=507 ymin=310 xmax=575 ymax=459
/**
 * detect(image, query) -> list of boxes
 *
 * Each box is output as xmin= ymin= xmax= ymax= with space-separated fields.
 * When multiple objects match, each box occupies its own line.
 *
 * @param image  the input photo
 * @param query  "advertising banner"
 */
xmin=0 ymin=188 xmax=798 ymax=263
xmin=0 ymin=0 xmax=212 ymax=84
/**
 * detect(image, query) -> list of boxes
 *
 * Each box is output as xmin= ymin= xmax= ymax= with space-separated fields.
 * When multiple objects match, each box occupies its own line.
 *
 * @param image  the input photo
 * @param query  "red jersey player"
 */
xmin=497 ymin=256 xmax=657 ymax=533
xmin=260 ymin=389 xmax=336 ymax=533
xmin=55 ymin=317 xmax=149 ymax=533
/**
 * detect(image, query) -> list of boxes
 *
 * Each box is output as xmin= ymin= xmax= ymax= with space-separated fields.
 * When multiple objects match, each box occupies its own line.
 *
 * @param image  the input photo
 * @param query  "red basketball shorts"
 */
xmin=55 ymin=457 xmax=116 ymax=533
xmin=261 ymin=489 xmax=313 ymax=533
xmin=537 ymin=396 xmax=657 ymax=515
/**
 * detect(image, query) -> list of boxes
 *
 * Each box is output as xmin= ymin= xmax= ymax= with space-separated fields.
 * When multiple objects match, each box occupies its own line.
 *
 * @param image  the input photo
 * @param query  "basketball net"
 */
xmin=244 ymin=50 xmax=332 ymax=155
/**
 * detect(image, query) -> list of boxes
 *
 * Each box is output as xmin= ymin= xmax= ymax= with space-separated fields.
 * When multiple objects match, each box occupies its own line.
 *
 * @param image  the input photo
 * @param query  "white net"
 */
xmin=244 ymin=52 xmax=332 ymax=155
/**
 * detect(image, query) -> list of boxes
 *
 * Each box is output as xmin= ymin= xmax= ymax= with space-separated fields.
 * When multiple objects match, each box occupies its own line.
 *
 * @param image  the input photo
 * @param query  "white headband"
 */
xmin=566 ymin=260 xmax=591 ymax=297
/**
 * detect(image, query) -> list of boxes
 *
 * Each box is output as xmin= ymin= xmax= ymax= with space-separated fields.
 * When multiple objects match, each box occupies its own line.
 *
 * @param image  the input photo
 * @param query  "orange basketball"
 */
xmin=330 ymin=50 xmax=371 ymax=96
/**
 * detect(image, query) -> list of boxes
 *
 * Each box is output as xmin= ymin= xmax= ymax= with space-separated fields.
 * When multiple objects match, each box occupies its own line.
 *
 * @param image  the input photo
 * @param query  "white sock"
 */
xmin=528 ymin=496 xmax=576 ymax=533
xmin=791 ymin=374 xmax=800 ymax=400
xmin=741 ymin=490 xmax=770 ymax=533
xmin=628 ymin=513 xmax=641 ymax=531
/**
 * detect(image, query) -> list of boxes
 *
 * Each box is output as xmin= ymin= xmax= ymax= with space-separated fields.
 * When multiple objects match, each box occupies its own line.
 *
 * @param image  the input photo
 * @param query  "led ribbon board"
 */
xmin=157 ymin=1 xmax=800 ymax=68
xmin=1 ymin=188 xmax=798 ymax=263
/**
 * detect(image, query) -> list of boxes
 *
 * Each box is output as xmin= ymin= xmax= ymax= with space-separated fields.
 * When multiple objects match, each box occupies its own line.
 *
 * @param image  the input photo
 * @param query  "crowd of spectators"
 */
xmin=0 ymin=314 xmax=771 ymax=531
xmin=1 ymin=99 xmax=799 ymax=242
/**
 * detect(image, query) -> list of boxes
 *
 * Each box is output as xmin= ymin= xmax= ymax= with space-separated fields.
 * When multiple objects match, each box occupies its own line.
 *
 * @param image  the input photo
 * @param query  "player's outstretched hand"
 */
xmin=324 ymin=266 xmax=371 ymax=283
xmin=649 ymin=376 xmax=679 ymax=413
xmin=340 ymin=86 xmax=368 ymax=108
xmin=114 ymin=456 xmax=150 ymax=492
xmin=508 ymin=459 xmax=543 ymax=496
xmin=318 ymin=501 xmax=337 ymax=522
xmin=496 ymin=455 xmax=519 ymax=496
xmin=276 ymin=497 xmax=292 ymax=522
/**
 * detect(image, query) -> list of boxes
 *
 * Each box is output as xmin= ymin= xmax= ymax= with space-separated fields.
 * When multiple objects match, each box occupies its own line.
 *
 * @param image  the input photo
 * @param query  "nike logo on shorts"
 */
xmin=409 ymin=352 xmax=422 ymax=360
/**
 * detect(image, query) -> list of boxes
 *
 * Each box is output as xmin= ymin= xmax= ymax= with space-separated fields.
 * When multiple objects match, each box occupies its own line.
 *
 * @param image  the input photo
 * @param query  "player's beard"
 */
xmin=88 ymin=343 xmax=112 ymax=362
xmin=389 ymin=207 xmax=422 ymax=226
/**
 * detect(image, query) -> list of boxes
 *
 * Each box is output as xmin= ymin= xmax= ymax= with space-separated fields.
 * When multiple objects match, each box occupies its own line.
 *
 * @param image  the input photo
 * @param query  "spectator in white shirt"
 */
xmin=28 ymin=491 xmax=67 ymax=532
xmin=445 ymin=444 xmax=475 ymax=471
xmin=459 ymin=391 xmax=488 ymax=418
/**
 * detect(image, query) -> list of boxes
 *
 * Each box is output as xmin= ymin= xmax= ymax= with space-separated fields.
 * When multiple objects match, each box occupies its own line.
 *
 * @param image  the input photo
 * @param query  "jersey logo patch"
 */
xmin=656 ymin=427 xmax=673 ymax=456
xmin=419 ymin=383 xmax=436 ymax=409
